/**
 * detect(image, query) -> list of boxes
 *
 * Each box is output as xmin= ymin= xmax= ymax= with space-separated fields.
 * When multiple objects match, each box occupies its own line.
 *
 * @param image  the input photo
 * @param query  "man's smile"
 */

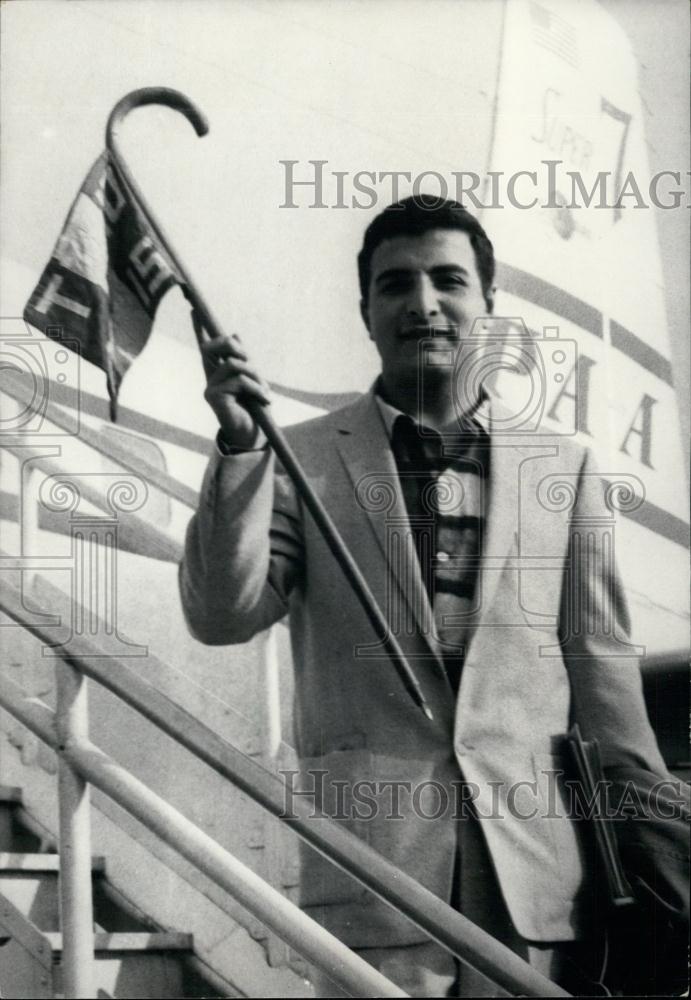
xmin=398 ymin=325 xmax=461 ymax=341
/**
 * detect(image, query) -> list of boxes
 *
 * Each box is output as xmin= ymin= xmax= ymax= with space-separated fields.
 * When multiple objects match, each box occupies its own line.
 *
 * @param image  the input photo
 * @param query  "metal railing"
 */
xmin=0 ymin=654 xmax=406 ymax=998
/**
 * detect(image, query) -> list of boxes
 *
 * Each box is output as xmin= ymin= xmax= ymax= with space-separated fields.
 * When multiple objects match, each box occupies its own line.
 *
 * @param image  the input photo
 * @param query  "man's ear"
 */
xmin=360 ymin=298 xmax=372 ymax=337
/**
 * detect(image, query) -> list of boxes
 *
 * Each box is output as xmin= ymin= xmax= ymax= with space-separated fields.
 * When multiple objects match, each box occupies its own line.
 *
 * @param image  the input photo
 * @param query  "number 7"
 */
xmin=600 ymin=97 xmax=632 ymax=223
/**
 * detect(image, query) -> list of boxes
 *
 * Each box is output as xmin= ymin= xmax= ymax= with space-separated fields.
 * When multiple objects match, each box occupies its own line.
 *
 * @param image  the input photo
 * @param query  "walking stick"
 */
xmin=106 ymin=87 xmax=433 ymax=720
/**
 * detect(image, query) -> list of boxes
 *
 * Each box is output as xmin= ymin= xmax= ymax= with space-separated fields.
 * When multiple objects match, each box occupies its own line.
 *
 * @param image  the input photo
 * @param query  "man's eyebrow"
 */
xmin=430 ymin=265 xmax=469 ymax=277
xmin=374 ymin=268 xmax=413 ymax=285
xmin=374 ymin=264 xmax=469 ymax=285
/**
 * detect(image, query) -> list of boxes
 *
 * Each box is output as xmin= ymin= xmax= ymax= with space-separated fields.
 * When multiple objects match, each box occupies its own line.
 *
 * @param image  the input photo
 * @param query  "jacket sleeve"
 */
xmin=558 ymin=445 xmax=669 ymax=774
xmin=179 ymin=445 xmax=304 ymax=645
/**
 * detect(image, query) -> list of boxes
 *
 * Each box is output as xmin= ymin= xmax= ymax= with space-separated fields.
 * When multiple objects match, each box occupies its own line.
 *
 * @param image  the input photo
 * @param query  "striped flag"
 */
xmin=530 ymin=1 xmax=579 ymax=69
xmin=23 ymin=153 xmax=181 ymax=420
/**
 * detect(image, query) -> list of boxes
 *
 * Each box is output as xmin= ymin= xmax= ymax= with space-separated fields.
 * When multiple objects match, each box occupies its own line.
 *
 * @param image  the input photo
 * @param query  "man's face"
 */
xmin=361 ymin=228 xmax=490 ymax=390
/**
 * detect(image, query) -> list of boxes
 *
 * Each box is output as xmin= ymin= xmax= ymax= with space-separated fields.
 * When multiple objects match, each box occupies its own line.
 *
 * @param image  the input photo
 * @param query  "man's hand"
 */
xmin=198 ymin=327 xmax=272 ymax=450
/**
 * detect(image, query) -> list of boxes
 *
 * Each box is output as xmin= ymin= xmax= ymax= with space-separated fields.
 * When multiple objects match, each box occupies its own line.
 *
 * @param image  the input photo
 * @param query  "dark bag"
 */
xmin=566 ymin=726 xmax=689 ymax=996
xmin=604 ymin=763 xmax=689 ymax=996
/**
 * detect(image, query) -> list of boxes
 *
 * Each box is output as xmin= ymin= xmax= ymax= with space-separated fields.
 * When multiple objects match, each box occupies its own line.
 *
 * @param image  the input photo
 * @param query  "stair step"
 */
xmin=0 ymin=791 xmax=57 ymax=854
xmin=50 ymin=931 xmax=195 ymax=998
xmin=0 ymin=786 xmax=23 ymax=803
xmin=0 ymin=796 xmax=226 ymax=997
xmin=46 ymin=930 xmax=194 ymax=952
xmin=0 ymin=927 xmax=195 ymax=1000
xmin=0 ymin=787 xmax=23 ymax=849
xmin=0 ymin=852 xmax=105 ymax=871
xmin=0 ymin=853 xmax=106 ymax=930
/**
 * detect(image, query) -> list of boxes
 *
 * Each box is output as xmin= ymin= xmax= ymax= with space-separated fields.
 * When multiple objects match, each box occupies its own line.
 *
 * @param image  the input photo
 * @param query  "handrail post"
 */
xmin=262 ymin=628 xmax=282 ymax=759
xmin=55 ymin=660 xmax=95 ymax=998
xmin=20 ymin=462 xmax=41 ymax=589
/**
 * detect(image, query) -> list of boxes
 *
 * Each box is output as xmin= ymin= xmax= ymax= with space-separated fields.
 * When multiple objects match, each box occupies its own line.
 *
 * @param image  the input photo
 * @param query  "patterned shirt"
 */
xmin=375 ymin=385 xmax=491 ymax=694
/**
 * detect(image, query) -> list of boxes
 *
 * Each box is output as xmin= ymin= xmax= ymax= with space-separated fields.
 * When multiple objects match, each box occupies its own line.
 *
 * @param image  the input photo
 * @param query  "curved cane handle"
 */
xmin=106 ymin=86 xmax=208 ymax=148
xmin=104 ymin=88 xmax=208 ymax=297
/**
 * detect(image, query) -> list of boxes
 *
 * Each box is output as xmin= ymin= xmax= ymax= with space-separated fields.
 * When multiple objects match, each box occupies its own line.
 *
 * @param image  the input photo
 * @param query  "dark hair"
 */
xmin=357 ymin=196 xmax=495 ymax=310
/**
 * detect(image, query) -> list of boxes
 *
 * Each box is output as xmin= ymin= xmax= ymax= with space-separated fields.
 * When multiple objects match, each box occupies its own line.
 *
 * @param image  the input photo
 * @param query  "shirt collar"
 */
xmin=373 ymin=377 xmax=491 ymax=442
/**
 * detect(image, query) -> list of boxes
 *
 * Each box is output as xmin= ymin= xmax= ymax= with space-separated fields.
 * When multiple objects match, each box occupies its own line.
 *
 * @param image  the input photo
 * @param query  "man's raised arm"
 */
xmin=179 ymin=330 xmax=304 ymax=645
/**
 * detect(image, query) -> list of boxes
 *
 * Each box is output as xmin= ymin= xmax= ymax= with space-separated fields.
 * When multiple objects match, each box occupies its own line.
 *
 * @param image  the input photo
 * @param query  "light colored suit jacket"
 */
xmin=180 ymin=388 xmax=668 ymax=947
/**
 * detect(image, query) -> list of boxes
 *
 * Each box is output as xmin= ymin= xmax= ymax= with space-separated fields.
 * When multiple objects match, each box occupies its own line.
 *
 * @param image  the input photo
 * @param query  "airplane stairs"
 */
xmin=0 ymin=786 xmax=230 ymax=999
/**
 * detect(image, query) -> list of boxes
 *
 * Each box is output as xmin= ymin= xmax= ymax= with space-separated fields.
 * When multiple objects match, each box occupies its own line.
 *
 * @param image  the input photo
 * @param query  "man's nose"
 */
xmin=405 ymin=276 xmax=439 ymax=318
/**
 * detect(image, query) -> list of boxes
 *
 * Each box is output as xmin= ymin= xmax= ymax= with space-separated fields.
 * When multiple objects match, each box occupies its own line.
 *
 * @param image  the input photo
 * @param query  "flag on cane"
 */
xmin=23 ymin=153 xmax=181 ymax=420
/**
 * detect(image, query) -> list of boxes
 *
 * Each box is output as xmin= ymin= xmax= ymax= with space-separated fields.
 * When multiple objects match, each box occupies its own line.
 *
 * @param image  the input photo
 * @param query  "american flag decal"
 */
xmin=530 ymin=2 xmax=579 ymax=69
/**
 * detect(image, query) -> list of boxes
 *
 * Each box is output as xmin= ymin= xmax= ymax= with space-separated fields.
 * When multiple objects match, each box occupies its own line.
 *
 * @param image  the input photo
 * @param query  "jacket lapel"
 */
xmin=332 ymin=391 xmax=554 ymax=667
xmin=334 ymin=391 xmax=442 ymax=662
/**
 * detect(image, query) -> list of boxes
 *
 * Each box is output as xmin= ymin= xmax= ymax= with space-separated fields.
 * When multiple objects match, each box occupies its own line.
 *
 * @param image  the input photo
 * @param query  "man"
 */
xmin=180 ymin=198 xmax=687 ymax=997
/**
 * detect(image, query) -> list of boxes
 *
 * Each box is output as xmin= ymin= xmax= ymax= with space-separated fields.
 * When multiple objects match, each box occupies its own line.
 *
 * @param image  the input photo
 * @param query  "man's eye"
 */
xmin=380 ymin=279 xmax=411 ymax=294
xmin=437 ymin=276 xmax=467 ymax=289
